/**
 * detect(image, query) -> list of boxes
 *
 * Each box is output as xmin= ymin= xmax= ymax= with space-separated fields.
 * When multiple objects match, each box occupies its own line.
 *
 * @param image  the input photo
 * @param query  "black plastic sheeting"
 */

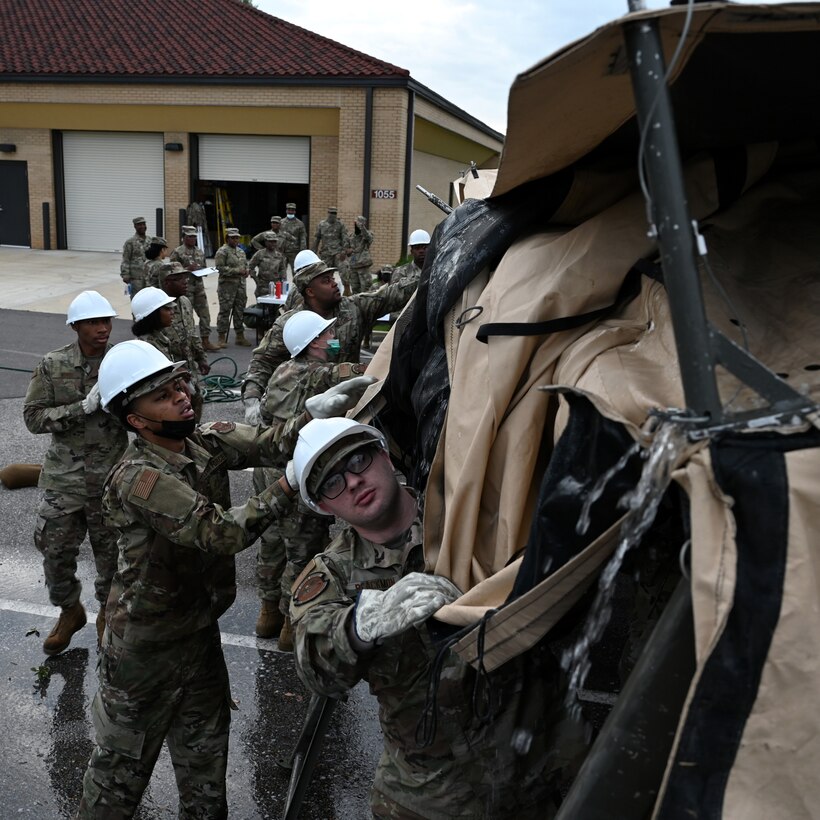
xmin=380 ymin=178 xmax=570 ymax=489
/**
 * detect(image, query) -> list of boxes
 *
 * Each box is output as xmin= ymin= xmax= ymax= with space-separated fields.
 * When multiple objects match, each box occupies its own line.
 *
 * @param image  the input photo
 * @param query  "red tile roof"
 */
xmin=0 ymin=0 xmax=409 ymax=80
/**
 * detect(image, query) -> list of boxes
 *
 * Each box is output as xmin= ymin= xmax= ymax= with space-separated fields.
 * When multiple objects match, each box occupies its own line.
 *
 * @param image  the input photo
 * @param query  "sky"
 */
xmin=254 ymin=0 xmax=796 ymax=136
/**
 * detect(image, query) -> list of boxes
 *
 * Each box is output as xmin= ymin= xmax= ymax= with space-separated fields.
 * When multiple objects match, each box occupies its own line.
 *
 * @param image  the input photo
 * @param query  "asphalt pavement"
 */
xmin=0 ymin=304 xmax=382 ymax=819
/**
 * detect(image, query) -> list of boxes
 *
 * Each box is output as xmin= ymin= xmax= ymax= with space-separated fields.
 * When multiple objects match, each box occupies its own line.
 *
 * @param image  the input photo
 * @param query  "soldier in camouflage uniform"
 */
xmin=312 ymin=206 xmax=349 ymax=268
xmin=250 ymin=214 xmax=284 ymax=252
xmin=248 ymin=232 xmax=288 ymax=298
xmin=24 ymin=291 xmax=127 ymax=655
xmin=143 ymin=236 xmax=169 ymax=288
xmin=214 ymin=227 xmax=251 ymax=348
xmin=280 ymin=202 xmax=307 ymax=271
xmin=251 ymin=311 xmax=368 ymax=648
xmin=290 ymin=419 xmax=587 ymax=820
xmin=160 ymin=263 xmax=211 ymax=420
xmin=170 ymin=225 xmax=218 ymax=351
xmin=346 ymin=215 xmax=375 ymax=294
xmin=120 ymin=216 xmax=151 ymax=295
xmin=77 ymin=339 xmax=299 ymax=819
xmin=241 ymin=255 xmax=417 ymax=409
xmin=390 ymin=228 xmax=429 ymax=288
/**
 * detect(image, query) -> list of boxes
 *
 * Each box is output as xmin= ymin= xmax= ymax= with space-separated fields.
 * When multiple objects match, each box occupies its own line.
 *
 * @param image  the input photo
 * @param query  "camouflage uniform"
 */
xmin=241 ymin=275 xmax=418 ymax=402
xmin=135 ymin=328 xmax=174 ymax=362
xmin=280 ymin=216 xmax=307 ymax=269
xmin=144 ymin=258 xmax=167 ymax=289
xmin=214 ymin=242 xmax=248 ymax=335
xmin=120 ymin=233 xmax=150 ymax=294
xmin=291 ymin=517 xmax=586 ymax=820
xmin=250 ymin=228 xmax=284 ymax=252
xmin=313 ymin=217 xmax=349 ymax=268
xmin=166 ymin=295 xmax=208 ymax=420
xmin=23 ymin=342 xmax=127 ymax=607
xmin=169 ymin=243 xmax=211 ymax=337
xmin=347 ymin=223 xmax=375 ymax=294
xmin=77 ymin=422 xmax=294 ymax=818
xmin=389 ymin=261 xmax=423 ymax=321
xmin=255 ymin=356 xmax=368 ymax=613
xmin=248 ymin=246 xmax=287 ymax=298
xmin=390 ymin=259 xmax=422 ymax=288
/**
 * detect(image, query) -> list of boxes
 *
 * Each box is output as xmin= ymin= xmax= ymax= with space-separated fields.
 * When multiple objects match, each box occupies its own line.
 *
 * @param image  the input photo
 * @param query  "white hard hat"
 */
xmin=408 ymin=229 xmax=431 ymax=246
xmin=98 ymin=340 xmax=183 ymax=410
xmin=130 ymin=287 xmax=175 ymax=322
xmin=294 ymin=249 xmax=321 ymax=272
xmin=294 ymin=418 xmax=387 ymax=514
xmin=65 ymin=290 xmax=117 ymax=325
xmin=283 ymin=311 xmax=336 ymax=358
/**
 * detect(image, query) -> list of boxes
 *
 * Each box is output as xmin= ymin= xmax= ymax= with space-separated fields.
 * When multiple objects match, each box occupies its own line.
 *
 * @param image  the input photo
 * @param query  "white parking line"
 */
xmin=0 ymin=597 xmax=285 ymax=652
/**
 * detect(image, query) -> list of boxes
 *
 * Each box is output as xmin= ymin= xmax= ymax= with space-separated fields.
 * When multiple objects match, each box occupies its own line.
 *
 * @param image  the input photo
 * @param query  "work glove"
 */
xmin=244 ymin=397 xmax=262 ymax=425
xmin=285 ymin=460 xmax=298 ymax=493
xmin=352 ymin=572 xmax=462 ymax=644
xmin=82 ymin=384 xmax=101 ymax=415
xmin=305 ymin=376 xmax=377 ymax=419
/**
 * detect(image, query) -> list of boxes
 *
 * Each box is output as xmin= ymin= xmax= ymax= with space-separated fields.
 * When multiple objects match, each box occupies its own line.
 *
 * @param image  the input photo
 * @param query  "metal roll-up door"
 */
xmin=62 ymin=132 xmax=164 ymax=252
xmin=198 ymin=135 xmax=310 ymax=183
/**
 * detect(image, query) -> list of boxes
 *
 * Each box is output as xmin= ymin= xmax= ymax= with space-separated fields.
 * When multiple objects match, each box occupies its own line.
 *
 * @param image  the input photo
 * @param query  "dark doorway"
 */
xmin=193 ymin=178 xmax=309 ymax=251
xmin=0 ymin=160 xmax=31 ymax=247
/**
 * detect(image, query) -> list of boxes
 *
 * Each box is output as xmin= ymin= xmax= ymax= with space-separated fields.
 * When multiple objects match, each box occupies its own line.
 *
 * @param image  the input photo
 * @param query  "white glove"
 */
xmin=353 ymin=572 xmax=462 ymax=644
xmin=82 ymin=384 xmax=101 ymax=415
xmin=285 ymin=460 xmax=297 ymax=493
xmin=244 ymin=397 xmax=262 ymax=425
xmin=305 ymin=376 xmax=377 ymax=419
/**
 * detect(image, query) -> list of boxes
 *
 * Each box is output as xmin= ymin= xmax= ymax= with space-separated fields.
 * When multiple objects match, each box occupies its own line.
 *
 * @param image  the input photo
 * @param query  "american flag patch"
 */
xmin=132 ymin=468 xmax=160 ymax=500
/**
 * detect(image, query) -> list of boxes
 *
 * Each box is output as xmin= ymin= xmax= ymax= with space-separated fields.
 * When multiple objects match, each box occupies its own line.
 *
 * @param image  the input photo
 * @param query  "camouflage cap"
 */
xmin=270 ymin=215 xmax=282 ymax=223
xmin=126 ymin=361 xmax=190 ymax=405
xmin=327 ymin=206 xmax=338 ymax=213
xmin=355 ymin=215 xmax=366 ymax=224
xmin=263 ymin=231 xmax=279 ymax=242
xmin=286 ymin=202 xmax=297 ymax=209
xmin=182 ymin=225 xmax=198 ymax=236
xmin=226 ymin=228 xmax=241 ymax=238
xmin=294 ymin=261 xmax=336 ymax=293
xmin=306 ymin=432 xmax=382 ymax=499
xmin=157 ymin=260 xmax=187 ymax=284
xmin=133 ymin=216 xmax=147 ymax=225
xmin=149 ymin=236 xmax=168 ymax=248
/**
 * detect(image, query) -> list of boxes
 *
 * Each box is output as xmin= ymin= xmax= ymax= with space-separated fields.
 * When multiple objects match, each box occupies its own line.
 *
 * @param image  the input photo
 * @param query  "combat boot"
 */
xmin=202 ymin=334 xmax=220 ymax=352
xmin=255 ymin=600 xmax=284 ymax=639
xmin=95 ymin=606 xmax=106 ymax=647
xmin=217 ymin=333 xmax=228 ymax=349
xmin=277 ymin=616 xmax=294 ymax=653
xmin=43 ymin=602 xmax=87 ymax=656
xmin=235 ymin=331 xmax=252 ymax=347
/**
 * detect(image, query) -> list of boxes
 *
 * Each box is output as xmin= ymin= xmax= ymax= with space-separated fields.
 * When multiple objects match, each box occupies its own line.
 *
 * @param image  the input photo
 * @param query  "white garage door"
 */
xmin=63 ymin=132 xmax=164 ymax=252
xmin=199 ymin=135 xmax=309 ymax=183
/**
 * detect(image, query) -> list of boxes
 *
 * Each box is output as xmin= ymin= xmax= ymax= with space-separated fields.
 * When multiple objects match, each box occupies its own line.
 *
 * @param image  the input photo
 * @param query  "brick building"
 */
xmin=0 ymin=0 xmax=502 ymax=266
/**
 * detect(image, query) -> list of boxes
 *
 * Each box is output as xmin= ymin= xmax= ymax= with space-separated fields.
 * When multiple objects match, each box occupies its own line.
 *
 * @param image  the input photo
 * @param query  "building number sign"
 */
xmin=371 ymin=189 xmax=397 ymax=200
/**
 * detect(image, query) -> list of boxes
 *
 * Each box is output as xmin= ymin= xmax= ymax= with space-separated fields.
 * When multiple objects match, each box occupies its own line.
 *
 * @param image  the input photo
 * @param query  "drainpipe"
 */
xmin=362 ymin=87 xmax=373 ymax=222
xmin=401 ymin=89 xmax=415 ymax=257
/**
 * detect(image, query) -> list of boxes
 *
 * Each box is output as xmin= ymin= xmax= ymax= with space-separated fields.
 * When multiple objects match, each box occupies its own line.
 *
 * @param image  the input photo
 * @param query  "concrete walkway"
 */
xmin=0 ymin=247 xmax=222 ymax=318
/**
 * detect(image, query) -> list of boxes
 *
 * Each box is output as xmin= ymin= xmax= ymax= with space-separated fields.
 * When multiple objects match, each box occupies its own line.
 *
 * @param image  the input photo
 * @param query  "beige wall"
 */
xmin=409 ymin=150 xmax=467 ymax=243
xmin=0 ymin=127 xmax=55 ymax=249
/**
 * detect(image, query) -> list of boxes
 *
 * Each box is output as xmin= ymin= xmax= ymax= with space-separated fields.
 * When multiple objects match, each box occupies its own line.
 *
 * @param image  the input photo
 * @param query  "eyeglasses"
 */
xmin=318 ymin=447 xmax=375 ymax=500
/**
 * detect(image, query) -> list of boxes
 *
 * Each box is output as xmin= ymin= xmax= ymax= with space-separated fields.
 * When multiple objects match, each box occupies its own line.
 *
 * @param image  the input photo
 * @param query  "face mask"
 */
xmin=287 ymin=214 xmax=295 ymax=220
xmin=134 ymin=414 xmax=196 ymax=440
xmin=326 ymin=339 xmax=341 ymax=360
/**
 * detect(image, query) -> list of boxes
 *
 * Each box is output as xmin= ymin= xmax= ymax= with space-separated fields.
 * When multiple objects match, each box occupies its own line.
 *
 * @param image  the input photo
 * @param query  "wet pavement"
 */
xmin=0 ymin=308 xmax=382 ymax=819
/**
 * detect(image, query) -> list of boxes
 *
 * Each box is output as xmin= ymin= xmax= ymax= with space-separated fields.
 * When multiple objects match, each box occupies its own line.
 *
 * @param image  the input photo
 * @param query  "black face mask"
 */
xmin=134 ymin=414 xmax=196 ymax=440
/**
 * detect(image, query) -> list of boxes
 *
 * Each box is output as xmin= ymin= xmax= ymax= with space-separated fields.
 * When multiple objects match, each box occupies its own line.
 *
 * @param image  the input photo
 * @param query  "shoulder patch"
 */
xmin=132 ymin=468 xmax=160 ymax=500
xmin=292 ymin=572 xmax=330 ymax=607
xmin=206 ymin=421 xmax=236 ymax=434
